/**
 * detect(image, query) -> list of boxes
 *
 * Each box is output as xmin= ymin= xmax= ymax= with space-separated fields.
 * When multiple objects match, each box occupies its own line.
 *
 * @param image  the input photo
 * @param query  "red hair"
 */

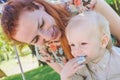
xmin=1 ymin=0 xmax=73 ymax=59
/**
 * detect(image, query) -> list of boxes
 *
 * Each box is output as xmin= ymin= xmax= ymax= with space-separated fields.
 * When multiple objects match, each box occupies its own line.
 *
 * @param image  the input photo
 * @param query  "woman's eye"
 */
xmin=81 ymin=43 xmax=87 ymax=45
xmin=34 ymin=35 xmax=39 ymax=43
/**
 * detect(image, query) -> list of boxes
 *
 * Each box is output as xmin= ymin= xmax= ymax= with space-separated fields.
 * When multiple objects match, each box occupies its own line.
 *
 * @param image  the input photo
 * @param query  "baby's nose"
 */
xmin=71 ymin=47 xmax=83 ymax=57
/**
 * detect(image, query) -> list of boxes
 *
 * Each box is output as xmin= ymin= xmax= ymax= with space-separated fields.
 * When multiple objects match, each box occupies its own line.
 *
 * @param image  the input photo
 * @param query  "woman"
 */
xmin=1 ymin=0 xmax=120 ymax=74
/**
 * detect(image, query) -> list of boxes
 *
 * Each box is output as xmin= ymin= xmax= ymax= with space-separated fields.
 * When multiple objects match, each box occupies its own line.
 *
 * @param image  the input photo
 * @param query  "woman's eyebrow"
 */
xmin=30 ymin=18 xmax=44 ymax=43
xmin=30 ymin=20 xmax=40 ymax=43
xmin=30 ymin=18 xmax=44 ymax=44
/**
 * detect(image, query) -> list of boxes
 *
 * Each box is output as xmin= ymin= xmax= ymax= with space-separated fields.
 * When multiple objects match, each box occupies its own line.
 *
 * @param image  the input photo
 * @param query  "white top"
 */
xmin=71 ymin=46 xmax=120 ymax=80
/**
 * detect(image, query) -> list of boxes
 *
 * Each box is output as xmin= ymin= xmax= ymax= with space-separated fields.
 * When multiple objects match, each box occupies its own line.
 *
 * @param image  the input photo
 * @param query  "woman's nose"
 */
xmin=35 ymin=38 xmax=45 ymax=46
xmin=38 ymin=27 xmax=54 ymax=41
xmin=37 ymin=30 xmax=50 ymax=41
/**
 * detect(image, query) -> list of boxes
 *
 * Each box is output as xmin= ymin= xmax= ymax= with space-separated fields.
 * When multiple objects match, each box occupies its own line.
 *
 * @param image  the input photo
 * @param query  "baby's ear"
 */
xmin=101 ymin=34 xmax=109 ymax=48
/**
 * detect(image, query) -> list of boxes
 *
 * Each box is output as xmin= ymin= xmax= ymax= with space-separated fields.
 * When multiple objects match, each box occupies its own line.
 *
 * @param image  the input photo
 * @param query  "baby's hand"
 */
xmin=77 ymin=55 xmax=86 ymax=65
xmin=60 ymin=56 xmax=86 ymax=80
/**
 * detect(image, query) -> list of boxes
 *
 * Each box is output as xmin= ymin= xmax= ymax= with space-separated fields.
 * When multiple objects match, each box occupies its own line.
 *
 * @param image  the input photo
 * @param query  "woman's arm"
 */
xmin=94 ymin=0 xmax=120 ymax=41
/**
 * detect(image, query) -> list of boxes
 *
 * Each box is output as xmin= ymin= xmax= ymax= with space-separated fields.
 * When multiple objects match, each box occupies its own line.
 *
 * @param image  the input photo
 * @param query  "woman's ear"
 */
xmin=33 ymin=1 xmax=45 ymax=10
xmin=100 ymin=34 xmax=109 ymax=48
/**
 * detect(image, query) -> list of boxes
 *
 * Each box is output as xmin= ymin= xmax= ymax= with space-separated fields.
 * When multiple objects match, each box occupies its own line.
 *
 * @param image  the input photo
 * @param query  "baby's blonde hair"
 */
xmin=66 ymin=11 xmax=112 ymax=50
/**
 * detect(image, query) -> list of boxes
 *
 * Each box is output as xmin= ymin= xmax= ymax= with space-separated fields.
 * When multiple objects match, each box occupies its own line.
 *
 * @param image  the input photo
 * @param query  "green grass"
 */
xmin=2 ymin=65 xmax=60 ymax=80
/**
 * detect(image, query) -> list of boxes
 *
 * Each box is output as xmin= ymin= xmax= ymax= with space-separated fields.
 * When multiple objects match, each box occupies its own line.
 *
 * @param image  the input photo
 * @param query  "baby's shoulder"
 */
xmin=110 ymin=46 xmax=120 ymax=61
xmin=111 ymin=46 xmax=120 ymax=55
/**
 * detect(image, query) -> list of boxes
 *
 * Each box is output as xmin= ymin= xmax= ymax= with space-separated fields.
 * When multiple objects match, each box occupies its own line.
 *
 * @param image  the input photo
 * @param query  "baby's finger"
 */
xmin=75 ymin=64 xmax=85 ymax=71
xmin=72 ymin=64 xmax=85 ymax=74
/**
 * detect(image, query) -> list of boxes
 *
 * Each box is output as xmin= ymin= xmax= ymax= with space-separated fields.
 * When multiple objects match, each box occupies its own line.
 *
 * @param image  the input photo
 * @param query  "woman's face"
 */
xmin=13 ymin=8 xmax=61 ymax=46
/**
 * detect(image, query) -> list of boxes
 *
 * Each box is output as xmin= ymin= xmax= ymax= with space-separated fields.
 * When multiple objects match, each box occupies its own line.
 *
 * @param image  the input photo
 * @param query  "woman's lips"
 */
xmin=51 ymin=30 xmax=59 ymax=40
xmin=51 ymin=25 xmax=60 ymax=40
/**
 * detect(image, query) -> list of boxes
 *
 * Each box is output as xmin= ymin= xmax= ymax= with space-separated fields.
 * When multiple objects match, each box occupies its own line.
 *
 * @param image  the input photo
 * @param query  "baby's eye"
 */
xmin=81 ymin=43 xmax=87 ymax=45
xmin=70 ymin=44 xmax=75 ymax=47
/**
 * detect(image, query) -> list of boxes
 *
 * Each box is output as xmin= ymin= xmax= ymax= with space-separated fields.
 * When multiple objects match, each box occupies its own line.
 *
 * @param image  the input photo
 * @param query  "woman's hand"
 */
xmin=60 ymin=57 xmax=85 ymax=80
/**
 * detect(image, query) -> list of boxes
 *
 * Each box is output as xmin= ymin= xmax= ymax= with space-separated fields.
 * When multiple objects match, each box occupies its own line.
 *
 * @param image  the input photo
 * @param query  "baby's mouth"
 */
xmin=77 ymin=55 xmax=87 ymax=65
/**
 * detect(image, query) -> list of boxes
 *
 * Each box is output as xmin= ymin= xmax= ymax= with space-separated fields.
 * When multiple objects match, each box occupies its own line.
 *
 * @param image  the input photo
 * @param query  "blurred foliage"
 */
xmin=0 ymin=26 xmax=31 ymax=63
xmin=106 ymin=0 xmax=120 ymax=15
xmin=3 ymin=65 xmax=60 ymax=80
xmin=0 ymin=27 xmax=14 ymax=62
xmin=106 ymin=0 xmax=120 ymax=46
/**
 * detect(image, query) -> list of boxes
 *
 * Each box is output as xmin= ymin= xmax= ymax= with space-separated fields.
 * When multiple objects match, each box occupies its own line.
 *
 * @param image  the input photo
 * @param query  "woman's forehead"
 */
xmin=14 ymin=11 xmax=39 ymax=43
xmin=14 ymin=23 xmax=37 ymax=43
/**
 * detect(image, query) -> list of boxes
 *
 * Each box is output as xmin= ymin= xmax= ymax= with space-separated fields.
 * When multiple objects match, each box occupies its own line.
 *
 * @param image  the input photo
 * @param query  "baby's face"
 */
xmin=66 ymin=22 xmax=104 ymax=63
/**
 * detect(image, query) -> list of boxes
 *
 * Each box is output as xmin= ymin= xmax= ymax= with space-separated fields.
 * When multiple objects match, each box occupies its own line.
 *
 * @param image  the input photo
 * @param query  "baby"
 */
xmin=62 ymin=11 xmax=120 ymax=80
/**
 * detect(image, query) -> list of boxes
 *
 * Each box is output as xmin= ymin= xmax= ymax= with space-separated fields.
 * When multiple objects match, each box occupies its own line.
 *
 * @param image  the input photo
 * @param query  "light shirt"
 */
xmin=71 ymin=65 xmax=93 ymax=80
xmin=71 ymin=46 xmax=120 ymax=80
